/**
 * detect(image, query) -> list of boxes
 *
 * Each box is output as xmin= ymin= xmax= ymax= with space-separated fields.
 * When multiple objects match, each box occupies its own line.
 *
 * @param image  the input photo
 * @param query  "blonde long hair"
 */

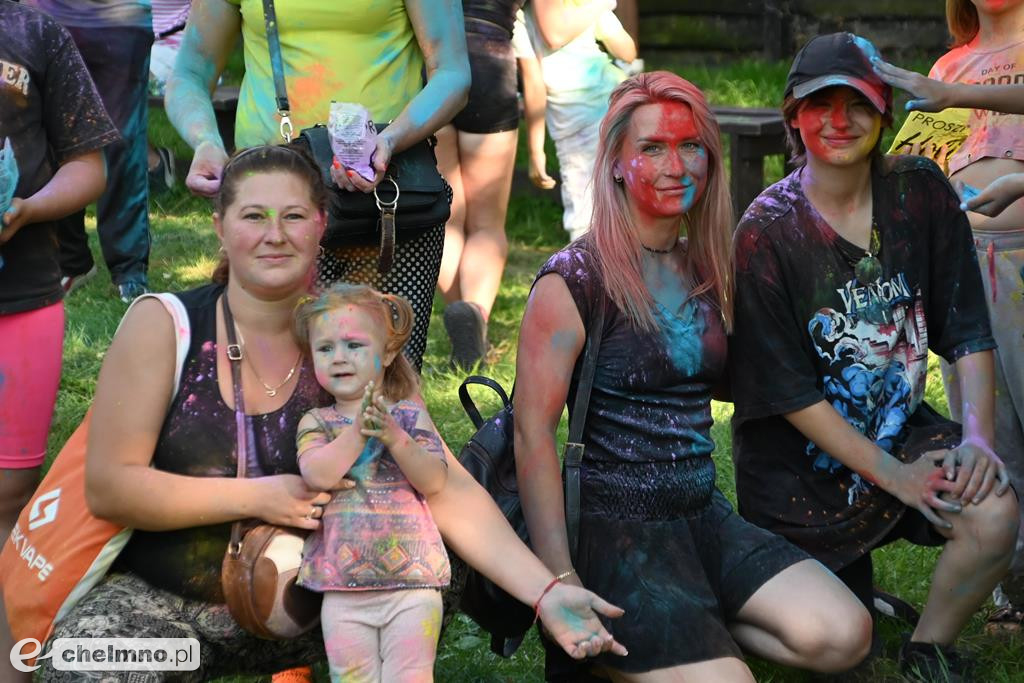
xmin=589 ymin=71 xmax=734 ymax=332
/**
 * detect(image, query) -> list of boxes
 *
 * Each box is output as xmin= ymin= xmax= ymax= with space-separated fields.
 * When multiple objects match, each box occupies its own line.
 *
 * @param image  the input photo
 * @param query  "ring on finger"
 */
xmin=304 ymin=506 xmax=316 ymax=521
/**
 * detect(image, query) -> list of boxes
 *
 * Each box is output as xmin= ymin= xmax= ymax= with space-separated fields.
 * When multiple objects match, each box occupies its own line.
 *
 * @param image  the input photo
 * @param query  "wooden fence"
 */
xmin=638 ymin=0 xmax=951 ymax=62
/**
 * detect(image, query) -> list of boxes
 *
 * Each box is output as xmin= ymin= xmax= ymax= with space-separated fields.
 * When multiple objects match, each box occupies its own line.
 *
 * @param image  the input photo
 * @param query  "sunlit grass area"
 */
xmin=48 ymin=59 xmax=1024 ymax=682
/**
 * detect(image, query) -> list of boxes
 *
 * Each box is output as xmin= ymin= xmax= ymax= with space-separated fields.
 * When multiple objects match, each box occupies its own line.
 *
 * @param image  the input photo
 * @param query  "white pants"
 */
xmin=553 ymin=120 xmax=602 ymax=242
xmin=321 ymin=588 xmax=442 ymax=683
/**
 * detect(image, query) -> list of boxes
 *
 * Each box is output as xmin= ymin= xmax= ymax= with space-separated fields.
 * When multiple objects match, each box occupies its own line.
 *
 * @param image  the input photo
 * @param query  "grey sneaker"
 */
xmin=60 ymin=264 xmax=98 ymax=295
xmin=117 ymin=281 xmax=150 ymax=304
xmin=444 ymin=300 xmax=488 ymax=371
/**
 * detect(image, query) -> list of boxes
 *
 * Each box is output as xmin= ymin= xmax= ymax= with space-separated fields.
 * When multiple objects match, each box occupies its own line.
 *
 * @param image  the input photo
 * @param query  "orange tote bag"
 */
xmin=0 ymin=293 xmax=190 ymax=646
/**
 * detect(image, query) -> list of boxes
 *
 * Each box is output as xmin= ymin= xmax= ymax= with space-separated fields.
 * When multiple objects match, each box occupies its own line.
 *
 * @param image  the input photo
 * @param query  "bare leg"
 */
xmin=913 ymin=489 xmax=1018 ymax=644
xmin=603 ymin=657 xmax=755 ymax=683
xmin=730 ymin=559 xmax=872 ymax=673
xmin=435 ymin=124 xmax=465 ymax=304
xmin=451 ymin=128 xmax=517 ymax=319
xmin=1 ymin=466 xmax=41 ymax=683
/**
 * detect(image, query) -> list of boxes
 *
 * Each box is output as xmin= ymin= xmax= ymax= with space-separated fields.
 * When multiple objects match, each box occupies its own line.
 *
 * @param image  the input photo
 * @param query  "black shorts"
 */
xmin=835 ymin=507 xmax=946 ymax=613
xmin=546 ymin=488 xmax=810 ymax=675
xmin=451 ymin=20 xmax=519 ymax=134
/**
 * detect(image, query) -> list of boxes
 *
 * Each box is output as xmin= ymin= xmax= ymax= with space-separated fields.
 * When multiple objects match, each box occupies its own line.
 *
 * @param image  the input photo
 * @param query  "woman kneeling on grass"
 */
xmin=730 ymin=33 xmax=1019 ymax=681
xmin=39 ymin=144 xmax=625 ymax=682
xmin=514 ymin=70 xmax=872 ymax=682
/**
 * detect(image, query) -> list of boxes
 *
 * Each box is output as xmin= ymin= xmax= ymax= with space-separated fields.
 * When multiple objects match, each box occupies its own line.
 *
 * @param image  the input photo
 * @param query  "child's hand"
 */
xmin=529 ymin=153 xmax=557 ymax=190
xmin=361 ymin=393 xmax=406 ymax=448
xmin=0 ymin=197 xmax=31 ymax=245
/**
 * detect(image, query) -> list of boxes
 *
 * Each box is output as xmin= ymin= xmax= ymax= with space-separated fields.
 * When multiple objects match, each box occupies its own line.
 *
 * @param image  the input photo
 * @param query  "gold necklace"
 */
xmin=231 ymin=323 xmax=302 ymax=397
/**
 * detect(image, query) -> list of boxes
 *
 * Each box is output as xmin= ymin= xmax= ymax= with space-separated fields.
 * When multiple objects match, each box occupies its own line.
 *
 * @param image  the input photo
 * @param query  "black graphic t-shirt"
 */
xmin=730 ymin=155 xmax=995 ymax=570
xmin=0 ymin=1 xmax=118 ymax=314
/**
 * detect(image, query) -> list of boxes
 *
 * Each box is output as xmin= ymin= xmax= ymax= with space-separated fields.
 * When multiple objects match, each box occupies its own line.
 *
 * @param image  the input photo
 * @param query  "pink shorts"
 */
xmin=0 ymin=301 xmax=65 ymax=469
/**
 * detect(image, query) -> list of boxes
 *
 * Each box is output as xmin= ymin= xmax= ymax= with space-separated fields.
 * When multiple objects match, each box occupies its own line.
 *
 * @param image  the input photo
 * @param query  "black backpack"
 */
xmin=454 ymin=303 xmax=605 ymax=656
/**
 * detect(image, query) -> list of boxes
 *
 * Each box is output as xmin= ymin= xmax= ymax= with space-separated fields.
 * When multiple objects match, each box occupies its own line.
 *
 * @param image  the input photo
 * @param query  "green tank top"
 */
xmin=228 ymin=0 xmax=424 ymax=147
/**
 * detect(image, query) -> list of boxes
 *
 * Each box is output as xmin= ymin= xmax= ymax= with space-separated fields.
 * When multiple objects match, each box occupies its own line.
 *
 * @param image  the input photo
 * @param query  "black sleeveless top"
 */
xmin=117 ymin=284 xmax=331 ymax=602
xmin=537 ymin=244 xmax=726 ymax=519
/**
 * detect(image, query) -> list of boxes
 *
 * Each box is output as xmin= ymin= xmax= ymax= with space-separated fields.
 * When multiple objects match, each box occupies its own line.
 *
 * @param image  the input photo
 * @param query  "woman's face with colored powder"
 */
xmin=616 ymin=101 xmax=709 ymax=219
xmin=215 ymin=171 xmax=324 ymax=295
xmin=791 ymin=86 xmax=882 ymax=166
xmin=309 ymin=305 xmax=391 ymax=402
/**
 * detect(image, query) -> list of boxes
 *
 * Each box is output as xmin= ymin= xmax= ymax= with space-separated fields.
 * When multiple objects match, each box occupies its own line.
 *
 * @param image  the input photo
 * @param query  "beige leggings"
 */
xmin=321 ymin=588 xmax=442 ymax=683
xmin=942 ymin=226 xmax=1024 ymax=604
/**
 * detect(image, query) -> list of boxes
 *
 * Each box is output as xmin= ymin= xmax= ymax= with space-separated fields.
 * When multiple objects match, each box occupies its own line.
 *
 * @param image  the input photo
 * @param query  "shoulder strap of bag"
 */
xmin=260 ymin=0 xmax=293 ymax=142
xmin=563 ymin=298 xmax=606 ymax=563
xmin=221 ymin=293 xmax=252 ymax=556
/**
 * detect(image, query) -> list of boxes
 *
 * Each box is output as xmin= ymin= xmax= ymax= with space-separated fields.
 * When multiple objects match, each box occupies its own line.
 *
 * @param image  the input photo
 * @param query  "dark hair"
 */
xmin=781 ymin=91 xmax=893 ymax=166
xmin=293 ymin=283 xmax=419 ymax=401
xmin=211 ymin=143 xmax=327 ymax=285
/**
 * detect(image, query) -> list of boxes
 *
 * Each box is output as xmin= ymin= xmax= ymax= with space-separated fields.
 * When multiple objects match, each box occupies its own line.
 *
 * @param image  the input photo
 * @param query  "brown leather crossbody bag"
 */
xmin=219 ymin=293 xmax=322 ymax=640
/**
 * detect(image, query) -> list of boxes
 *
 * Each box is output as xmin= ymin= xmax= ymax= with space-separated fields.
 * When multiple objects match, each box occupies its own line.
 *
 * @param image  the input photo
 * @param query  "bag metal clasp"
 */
xmin=373 ymin=176 xmax=400 ymax=213
xmin=278 ymin=110 xmax=293 ymax=143
xmin=226 ymin=344 xmax=244 ymax=361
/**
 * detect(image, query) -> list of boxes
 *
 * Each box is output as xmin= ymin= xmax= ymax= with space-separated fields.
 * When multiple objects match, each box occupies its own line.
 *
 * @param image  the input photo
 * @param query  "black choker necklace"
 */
xmin=640 ymin=241 xmax=676 ymax=254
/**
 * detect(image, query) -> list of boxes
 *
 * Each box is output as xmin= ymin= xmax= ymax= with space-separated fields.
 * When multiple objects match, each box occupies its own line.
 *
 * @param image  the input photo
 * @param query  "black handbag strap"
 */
xmin=261 ymin=0 xmax=293 ymax=141
xmin=222 ymin=293 xmax=252 ymax=556
xmin=458 ymin=375 xmax=511 ymax=430
xmin=564 ymin=299 xmax=605 ymax=562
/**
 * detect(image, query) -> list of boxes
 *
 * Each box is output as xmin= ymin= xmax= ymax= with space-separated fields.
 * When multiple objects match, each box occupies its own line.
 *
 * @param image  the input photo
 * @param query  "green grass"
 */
xmin=50 ymin=60 xmax=1024 ymax=681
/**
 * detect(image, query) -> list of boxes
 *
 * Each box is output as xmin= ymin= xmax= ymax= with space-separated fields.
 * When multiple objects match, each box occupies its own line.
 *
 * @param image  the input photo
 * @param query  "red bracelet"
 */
xmin=533 ymin=576 xmax=561 ymax=623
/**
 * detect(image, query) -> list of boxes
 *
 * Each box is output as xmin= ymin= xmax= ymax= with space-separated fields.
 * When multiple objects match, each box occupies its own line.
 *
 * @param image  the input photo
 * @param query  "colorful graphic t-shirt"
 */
xmin=930 ymin=38 xmax=1024 ymax=175
xmin=296 ymin=402 xmax=450 ymax=591
xmin=226 ymin=0 xmax=424 ymax=148
xmin=117 ymin=284 xmax=332 ymax=602
xmin=730 ymin=156 xmax=995 ymax=570
xmin=0 ymin=1 xmax=119 ymax=314
xmin=537 ymin=244 xmax=726 ymax=515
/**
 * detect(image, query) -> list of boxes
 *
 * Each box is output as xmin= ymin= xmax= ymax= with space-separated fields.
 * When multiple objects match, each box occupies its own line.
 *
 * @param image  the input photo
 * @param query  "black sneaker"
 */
xmin=148 ymin=146 xmax=175 ymax=194
xmin=443 ymin=300 xmax=488 ymax=370
xmin=898 ymin=636 xmax=974 ymax=682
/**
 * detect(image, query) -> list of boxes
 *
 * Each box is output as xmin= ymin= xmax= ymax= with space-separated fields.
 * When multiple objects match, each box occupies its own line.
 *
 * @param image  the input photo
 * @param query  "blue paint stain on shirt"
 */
xmin=654 ymin=300 xmax=704 ymax=376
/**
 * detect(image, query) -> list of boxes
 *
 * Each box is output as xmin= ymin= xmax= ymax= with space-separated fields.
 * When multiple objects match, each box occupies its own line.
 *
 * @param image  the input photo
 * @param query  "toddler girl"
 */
xmin=293 ymin=283 xmax=449 ymax=682
xmin=929 ymin=0 xmax=1024 ymax=631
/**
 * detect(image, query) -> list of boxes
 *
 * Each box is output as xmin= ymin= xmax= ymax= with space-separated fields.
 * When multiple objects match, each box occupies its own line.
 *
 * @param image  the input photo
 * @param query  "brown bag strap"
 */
xmin=221 ymin=293 xmax=249 ymax=556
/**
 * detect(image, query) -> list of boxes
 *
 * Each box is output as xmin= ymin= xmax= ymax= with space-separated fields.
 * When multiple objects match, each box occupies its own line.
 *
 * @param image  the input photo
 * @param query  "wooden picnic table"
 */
xmin=711 ymin=105 xmax=789 ymax=219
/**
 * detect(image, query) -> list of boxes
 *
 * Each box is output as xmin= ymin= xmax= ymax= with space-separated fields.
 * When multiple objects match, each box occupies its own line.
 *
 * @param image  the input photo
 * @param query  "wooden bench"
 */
xmin=711 ymin=105 xmax=789 ymax=219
